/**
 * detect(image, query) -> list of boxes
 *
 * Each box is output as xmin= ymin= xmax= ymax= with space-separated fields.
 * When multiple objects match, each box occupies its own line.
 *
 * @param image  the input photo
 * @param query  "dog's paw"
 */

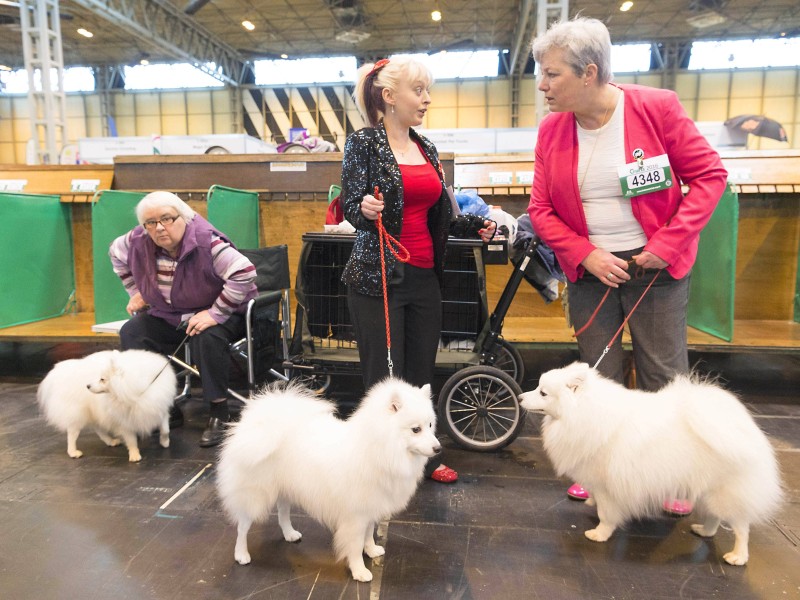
xmin=159 ymin=435 xmax=170 ymax=448
xmin=234 ymin=551 xmax=251 ymax=565
xmin=68 ymin=450 xmax=83 ymax=459
xmin=691 ymin=523 xmax=715 ymax=538
xmin=365 ymin=544 xmax=385 ymax=559
xmin=106 ymin=438 xmax=121 ymax=447
xmin=350 ymin=565 xmax=373 ymax=582
xmin=584 ymin=528 xmax=611 ymax=542
xmin=128 ymin=451 xmax=142 ymax=462
xmin=723 ymin=551 xmax=748 ymax=566
xmin=283 ymin=530 xmax=302 ymax=543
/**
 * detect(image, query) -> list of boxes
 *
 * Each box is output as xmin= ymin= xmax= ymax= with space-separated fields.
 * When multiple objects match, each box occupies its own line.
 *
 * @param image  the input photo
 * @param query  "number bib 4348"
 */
xmin=617 ymin=153 xmax=673 ymax=197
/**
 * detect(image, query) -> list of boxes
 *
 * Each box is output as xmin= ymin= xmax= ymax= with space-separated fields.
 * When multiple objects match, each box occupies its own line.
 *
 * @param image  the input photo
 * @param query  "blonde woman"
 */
xmin=341 ymin=57 xmax=494 ymax=483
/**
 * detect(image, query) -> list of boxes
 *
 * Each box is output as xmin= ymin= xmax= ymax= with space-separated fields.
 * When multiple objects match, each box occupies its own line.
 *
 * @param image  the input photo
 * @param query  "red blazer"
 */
xmin=528 ymin=83 xmax=728 ymax=282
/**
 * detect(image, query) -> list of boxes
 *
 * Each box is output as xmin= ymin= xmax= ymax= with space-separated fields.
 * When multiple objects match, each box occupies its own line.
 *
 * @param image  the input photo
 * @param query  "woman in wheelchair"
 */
xmin=109 ymin=191 xmax=257 ymax=448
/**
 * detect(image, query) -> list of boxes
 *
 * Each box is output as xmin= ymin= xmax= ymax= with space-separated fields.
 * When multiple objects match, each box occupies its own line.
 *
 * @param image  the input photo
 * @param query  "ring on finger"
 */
xmin=606 ymin=273 xmax=614 ymax=280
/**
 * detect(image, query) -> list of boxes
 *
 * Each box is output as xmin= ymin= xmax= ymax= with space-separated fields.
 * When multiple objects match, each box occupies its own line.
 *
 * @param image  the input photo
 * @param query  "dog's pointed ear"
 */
xmin=421 ymin=383 xmax=431 ymax=397
xmin=566 ymin=362 xmax=590 ymax=394
xmin=390 ymin=392 xmax=403 ymax=413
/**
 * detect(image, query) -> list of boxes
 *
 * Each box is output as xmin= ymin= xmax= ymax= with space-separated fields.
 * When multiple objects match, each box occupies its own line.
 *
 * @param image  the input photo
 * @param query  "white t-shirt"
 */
xmin=576 ymin=91 xmax=647 ymax=252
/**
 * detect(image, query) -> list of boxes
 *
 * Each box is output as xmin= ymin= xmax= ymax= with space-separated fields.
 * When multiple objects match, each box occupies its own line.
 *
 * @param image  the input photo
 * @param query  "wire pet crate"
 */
xmin=297 ymin=233 xmax=487 ymax=351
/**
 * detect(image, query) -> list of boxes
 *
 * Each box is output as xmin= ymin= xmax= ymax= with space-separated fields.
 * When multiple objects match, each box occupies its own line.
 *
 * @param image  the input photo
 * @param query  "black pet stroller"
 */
xmin=284 ymin=228 xmax=562 ymax=453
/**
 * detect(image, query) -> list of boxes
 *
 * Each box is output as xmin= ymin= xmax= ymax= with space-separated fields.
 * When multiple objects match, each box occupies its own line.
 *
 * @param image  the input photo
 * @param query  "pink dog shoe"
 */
xmin=663 ymin=499 xmax=693 ymax=517
xmin=567 ymin=483 xmax=590 ymax=501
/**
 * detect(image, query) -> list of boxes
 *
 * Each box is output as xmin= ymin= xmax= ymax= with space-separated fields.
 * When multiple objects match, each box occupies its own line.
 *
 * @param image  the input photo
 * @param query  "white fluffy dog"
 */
xmin=519 ymin=362 xmax=783 ymax=566
xmin=216 ymin=378 xmax=441 ymax=582
xmin=38 ymin=349 xmax=177 ymax=462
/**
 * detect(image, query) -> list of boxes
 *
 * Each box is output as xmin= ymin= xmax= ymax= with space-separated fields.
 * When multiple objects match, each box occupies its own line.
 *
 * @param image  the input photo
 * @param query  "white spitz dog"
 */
xmin=38 ymin=349 xmax=177 ymax=462
xmin=519 ymin=362 xmax=783 ymax=566
xmin=216 ymin=378 xmax=441 ymax=582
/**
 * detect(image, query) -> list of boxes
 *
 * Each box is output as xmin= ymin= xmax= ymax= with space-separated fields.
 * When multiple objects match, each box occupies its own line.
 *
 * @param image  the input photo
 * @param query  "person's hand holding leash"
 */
xmin=186 ymin=310 xmax=217 ymax=336
xmin=360 ymin=193 xmax=384 ymax=221
xmin=581 ymin=248 xmax=631 ymax=288
xmin=126 ymin=292 xmax=147 ymax=315
xmin=632 ymin=250 xmax=668 ymax=270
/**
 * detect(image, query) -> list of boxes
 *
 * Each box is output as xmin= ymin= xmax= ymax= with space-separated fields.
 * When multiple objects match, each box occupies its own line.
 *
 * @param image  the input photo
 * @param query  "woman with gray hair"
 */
xmin=527 ymin=18 xmax=728 ymax=512
xmin=109 ymin=191 xmax=257 ymax=447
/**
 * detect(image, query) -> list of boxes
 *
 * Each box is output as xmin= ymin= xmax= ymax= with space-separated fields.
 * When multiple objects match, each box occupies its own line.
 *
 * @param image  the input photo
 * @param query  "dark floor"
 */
xmin=0 ymin=344 xmax=798 ymax=599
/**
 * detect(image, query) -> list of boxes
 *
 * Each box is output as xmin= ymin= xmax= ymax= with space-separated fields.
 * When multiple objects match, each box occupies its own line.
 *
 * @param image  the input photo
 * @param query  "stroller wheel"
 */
xmin=290 ymin=368 xmax=331 ymax=395
xmin=480 ymin=338 xmax=525 ymax=385
xmin=437 ymin=365 xmax=525 ymax=452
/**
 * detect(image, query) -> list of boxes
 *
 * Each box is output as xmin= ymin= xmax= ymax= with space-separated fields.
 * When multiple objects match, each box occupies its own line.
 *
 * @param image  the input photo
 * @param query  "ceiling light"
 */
xmin=686 ymin=10 xmax=726 ymax=29
xmin=77 ymin=28 xmax=93 ymax=38
xmin=431 ymin=10 xmax=442 ymax=22
xmin=242 ymin=20 xmax=255 ymax=31
xmin=0 ymin=64 xmax=11 ymax=71
xmin=335 ymin=30 xmax=371 ymax=44
xmin=619 ymin=1 xmax=633 ymax=12
xmin=140 ymin=58 xmax=149 ymax=65
xmin=280 ymin=53 xmax=288 ymax=59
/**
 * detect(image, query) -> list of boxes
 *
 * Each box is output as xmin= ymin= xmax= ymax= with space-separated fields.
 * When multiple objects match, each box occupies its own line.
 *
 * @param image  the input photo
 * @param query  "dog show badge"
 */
xmin=617 ymin=151 xmax=673 ymax=197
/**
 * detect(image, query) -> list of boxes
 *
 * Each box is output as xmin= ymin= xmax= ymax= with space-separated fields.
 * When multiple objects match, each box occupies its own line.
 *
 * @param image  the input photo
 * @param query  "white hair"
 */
xmin=531 ymin=17 xmax=613 ymax=85
xmin=135 ymin=191 xmax=196 ymax=225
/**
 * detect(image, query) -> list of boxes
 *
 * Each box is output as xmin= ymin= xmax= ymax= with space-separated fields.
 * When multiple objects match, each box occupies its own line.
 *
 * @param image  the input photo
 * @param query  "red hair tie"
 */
xmin=368 ymin=58 xmax=389 ymax=77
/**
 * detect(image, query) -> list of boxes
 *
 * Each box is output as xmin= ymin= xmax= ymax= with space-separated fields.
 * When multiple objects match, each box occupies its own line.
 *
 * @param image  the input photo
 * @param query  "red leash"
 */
xmin=572 ymin=269 xmax=662 ymax=369
xmin=374 ymin=186 xmax=409 ymax=377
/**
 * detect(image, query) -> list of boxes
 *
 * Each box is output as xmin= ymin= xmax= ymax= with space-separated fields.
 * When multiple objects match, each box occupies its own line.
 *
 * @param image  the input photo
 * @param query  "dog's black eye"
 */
xmin=412 ymin=426 xmax=421 ymax=433
xmin=539 ymin=390 xmax=547 ymax=396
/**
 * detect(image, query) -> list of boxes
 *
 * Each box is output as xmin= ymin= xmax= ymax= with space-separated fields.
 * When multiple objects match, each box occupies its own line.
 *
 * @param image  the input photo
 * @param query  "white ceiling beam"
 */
xmin=70 ymin=0 xmax=250 ymax=86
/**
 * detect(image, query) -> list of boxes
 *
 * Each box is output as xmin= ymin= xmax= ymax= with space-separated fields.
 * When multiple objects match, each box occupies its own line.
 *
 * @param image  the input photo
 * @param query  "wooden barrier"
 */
xmin=1 ymin=152 xmax=798 ymax=352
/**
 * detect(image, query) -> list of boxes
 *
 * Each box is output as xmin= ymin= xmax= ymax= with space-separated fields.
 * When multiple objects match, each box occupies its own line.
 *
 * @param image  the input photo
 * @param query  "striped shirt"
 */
xmin=109 ymin=230 xmax=256 ymax=324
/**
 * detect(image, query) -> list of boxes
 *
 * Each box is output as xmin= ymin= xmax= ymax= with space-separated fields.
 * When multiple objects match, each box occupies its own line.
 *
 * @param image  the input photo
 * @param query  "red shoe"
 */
xmin=663 ymin=499 xmax=693 ymax=517
xmin=567 ymin=483 xmax=590 ymax=501
xmin=429 ymin=464 xmax=458 ymax=483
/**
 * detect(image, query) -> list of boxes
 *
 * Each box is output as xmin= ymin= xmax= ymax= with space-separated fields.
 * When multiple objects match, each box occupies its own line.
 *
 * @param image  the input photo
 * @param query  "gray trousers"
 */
xmin=567 ymin=248 xmax=690 ymax=392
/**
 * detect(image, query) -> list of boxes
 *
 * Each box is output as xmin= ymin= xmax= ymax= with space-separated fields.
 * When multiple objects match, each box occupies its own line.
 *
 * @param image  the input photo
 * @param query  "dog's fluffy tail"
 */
xmin=669 ymin=374 xmax=784 ymax=521
xmin=221 ymin=381 xmax=336 ymax=468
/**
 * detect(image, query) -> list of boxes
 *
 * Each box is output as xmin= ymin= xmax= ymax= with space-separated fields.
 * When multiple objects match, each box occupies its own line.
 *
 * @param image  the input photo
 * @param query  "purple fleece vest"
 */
xmin=127 ymin=215 xmax=245 ymax=327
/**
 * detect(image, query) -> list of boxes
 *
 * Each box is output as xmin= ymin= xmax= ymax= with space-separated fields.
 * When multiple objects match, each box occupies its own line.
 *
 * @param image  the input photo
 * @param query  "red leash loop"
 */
xmin=572 ymin=269 xmax=662 ymax=370
xmin=374 ymin=186 xmax=409 ymax=377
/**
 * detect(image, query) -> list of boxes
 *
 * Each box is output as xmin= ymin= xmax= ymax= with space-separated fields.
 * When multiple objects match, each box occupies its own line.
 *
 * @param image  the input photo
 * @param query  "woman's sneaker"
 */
xmin=663 ymin=499 xmax=693 ymax=517
xmin=567 ymin=483 xmax=590 ymax=500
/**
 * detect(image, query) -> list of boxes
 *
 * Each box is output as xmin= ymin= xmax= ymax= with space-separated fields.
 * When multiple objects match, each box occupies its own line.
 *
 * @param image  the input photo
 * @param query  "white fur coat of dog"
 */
xmin=519 ymin=362 xmax=783 ymax=566
xmin=38 ymin=349 xmax=177 ymax=462
xmin=216 ymin=378 xmax=441 ymax=582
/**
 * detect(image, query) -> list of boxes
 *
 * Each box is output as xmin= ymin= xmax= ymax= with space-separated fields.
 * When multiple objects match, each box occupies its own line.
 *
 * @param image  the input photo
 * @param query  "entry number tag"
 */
xmin=617 ymin=154 xmax=673 ymax=197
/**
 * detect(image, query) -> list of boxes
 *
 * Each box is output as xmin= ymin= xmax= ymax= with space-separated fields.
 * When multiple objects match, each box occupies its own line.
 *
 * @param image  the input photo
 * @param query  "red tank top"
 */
xmin=398 ymin=156 xmax=441 ymax=269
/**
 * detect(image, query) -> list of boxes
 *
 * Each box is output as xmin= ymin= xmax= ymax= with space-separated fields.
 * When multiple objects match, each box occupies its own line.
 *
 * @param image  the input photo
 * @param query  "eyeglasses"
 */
xmin=143 ymin=215 xmax=180 ymax=230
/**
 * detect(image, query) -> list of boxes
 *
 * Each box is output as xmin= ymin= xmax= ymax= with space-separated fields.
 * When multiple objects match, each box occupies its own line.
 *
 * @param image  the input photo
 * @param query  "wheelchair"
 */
xmin=171 ymin=244 xmax=293 ymax=404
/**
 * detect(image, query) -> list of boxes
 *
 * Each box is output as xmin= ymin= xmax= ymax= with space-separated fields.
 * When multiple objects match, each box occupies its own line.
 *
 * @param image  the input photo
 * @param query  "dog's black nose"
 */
xmin=86 ymin=384 xmax=91 ymax=390
xmin=432 ymin=445 xmax=442 ymax=455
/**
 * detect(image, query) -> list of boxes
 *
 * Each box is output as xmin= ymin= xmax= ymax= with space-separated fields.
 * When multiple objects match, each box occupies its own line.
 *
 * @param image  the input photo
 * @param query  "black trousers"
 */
xmin=347 ymin=264 xmax=444 ymax=476
xmin=119 ymin=312 xmax=245 ymax=403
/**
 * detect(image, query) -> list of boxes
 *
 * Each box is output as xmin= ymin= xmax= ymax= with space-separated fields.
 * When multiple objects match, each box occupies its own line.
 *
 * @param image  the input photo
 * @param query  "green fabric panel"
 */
xmin=207 ymin=185 xmax=259 ymax=249
xmin=0 ymin=193 xmax=74 ymax=328
xmin=92 ymin=190 xmax=146 ymax=324
xmin=795 ymin=235 xmax=800 ymax=323
xmin=687 ymin=184 xmax=739 ymax=341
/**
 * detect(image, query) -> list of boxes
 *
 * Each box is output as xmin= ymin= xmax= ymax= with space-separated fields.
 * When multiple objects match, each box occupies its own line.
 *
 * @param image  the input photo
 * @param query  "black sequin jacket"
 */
xmin=340 ymin=122 xmax=452 ymax=296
